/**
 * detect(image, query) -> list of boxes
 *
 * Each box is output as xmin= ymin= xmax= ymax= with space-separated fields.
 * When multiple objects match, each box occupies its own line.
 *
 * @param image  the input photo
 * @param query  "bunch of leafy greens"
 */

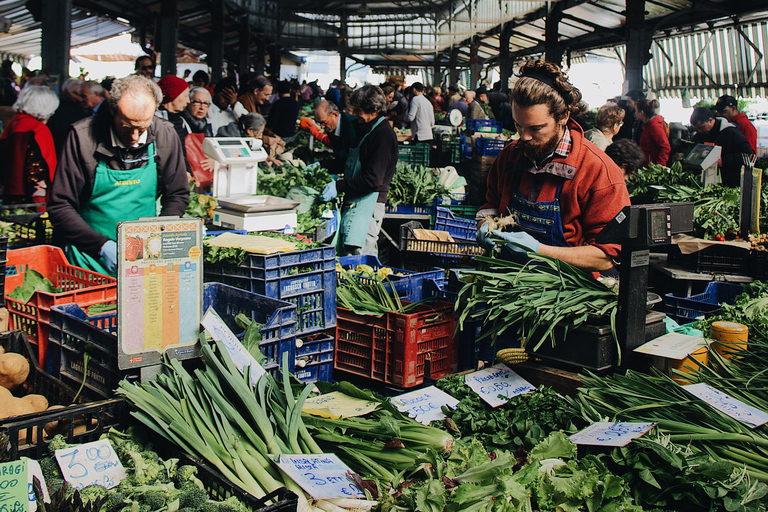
xmin=625 ymin=161 xmax=698 ymax=203
xmin=696 ymin=281 xmax=766 ymax=337
xmin=185 ymin=184 xmax=217 ymax=220
xmin=8 ymin=269 xmax=62 ymax=302
xmin=387 ymin=162 xmax=452 ymax=207
xmin=203 ymin=232 xmax=323 ymax=266
xmin=233 ymin=313 xmax=265 ymax=363
xmin=435 ymin=374 xmax=578 ymax=452
xmin=257 ymin=161 xmax=333 ymax=198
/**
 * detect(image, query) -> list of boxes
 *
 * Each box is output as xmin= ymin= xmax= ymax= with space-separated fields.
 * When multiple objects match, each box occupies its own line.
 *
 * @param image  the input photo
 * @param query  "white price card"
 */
xmin=569 ymin=422 xmax=655 ymax=447
xmin=302 ymin=391 xmax=379 ymax=419
xmin=275 ymin=454 xmax=363 ymax=500
xmin=202 ymin=308 xmax=266 ymax=384
xmin=391 ymin=386 xmax=459 ymax=424
xmin=634 ymin=333 xmax=706 ymax=360
xmin=25 ymin=459 xmax=49 ymax=511
xmin=464 ymin=363 xmax=535 ymax=407
xmin=683 ymin=383 xmax=768 ymax=428
xmin=55 ymin=439 xmax=126 ymax=491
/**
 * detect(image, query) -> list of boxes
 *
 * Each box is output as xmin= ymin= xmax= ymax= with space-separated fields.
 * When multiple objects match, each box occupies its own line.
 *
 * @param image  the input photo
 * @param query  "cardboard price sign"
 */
xmin=684 ymin=383 xmax=768 ymax=428
xmin=275 ymin=454 xmax=363 ymax=500
xmin=569 ymin=422 xmax=655 ymax=447
xmin=464 ymin=364 xmax=535 ymax=407
xmin=55 ymin=439 xmax=126 ymax=491
xmin=391 ymin=386 xmax=459 ymax=424
xmin=0 ymin=460 xmax=30 ymax=512
xmin=202 ymin=308 xmax=266 ymax=384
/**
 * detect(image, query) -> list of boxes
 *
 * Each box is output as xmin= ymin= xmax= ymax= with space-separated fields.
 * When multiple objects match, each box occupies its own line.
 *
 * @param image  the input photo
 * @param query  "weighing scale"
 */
xmin=682 ymin=143 xmax=722 ymax=186
xmin=203 ymin=137 xmax=300 ymax=232
xmin=449 ymin=109 xmax=464 ymax=136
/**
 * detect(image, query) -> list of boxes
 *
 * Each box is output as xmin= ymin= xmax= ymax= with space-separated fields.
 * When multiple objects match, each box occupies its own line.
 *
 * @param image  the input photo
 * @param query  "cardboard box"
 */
xmin=472 ymin=153 xmax=497 ymax=166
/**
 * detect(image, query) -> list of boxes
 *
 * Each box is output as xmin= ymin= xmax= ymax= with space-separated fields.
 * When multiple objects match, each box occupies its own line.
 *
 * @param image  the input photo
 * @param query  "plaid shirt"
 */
xmin=529 ymin=126 xmax=572 ymax=168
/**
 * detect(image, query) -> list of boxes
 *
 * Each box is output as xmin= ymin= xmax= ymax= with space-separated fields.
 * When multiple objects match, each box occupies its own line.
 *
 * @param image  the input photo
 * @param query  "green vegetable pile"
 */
xmin=387 ymin=162 xmax=452 ymax=207
xmin=8 ymin=269 xmax=62 ymax=302
xmin=185 ymin=185 xmax=217 ymax=220
xmin=625 ymin=161 xmax=699 ymax=203
xmin=657 ymin=182 xmax=741 ymax=240
xmin=203 ymin=232 xmax=322 ymax=266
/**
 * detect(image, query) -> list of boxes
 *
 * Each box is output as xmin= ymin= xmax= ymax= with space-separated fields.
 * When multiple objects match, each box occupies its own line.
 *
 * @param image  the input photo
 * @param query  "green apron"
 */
xmin=69 ymin=143 xmax=158 ymax=276
xmin=337 ymin=116 xmax=386 ymax=249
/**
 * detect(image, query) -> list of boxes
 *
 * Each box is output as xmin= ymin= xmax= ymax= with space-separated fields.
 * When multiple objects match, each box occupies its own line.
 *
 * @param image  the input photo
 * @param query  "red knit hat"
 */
xmin=158 ymin=75 xmax=189 ymax=104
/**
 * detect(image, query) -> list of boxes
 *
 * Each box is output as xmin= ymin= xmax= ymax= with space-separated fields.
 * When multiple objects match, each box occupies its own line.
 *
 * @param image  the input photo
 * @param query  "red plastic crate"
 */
xmin=4 ymin=246 xmax=117 ymax=367
xmin=335 ymin=302 xmax=457 ymax=387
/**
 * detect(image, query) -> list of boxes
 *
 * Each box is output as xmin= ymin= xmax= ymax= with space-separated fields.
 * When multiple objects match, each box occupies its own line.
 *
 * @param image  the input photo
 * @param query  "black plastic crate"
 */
xmin=753 ymin=250 xmax=768 ymax=280
xmin=669 ymin=244 xmax=751 ymax=274
xmin=0 ymin=204 xmax=53 ymax=247
xmin=0 ymin=233 xmax=7 ymax=307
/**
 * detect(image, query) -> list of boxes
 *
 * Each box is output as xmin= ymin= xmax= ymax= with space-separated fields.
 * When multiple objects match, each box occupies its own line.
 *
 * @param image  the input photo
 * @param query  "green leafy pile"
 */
xmin=625 ymin=161 xmax=698 ymax=203
xmin=203 ymin=232 xmax=322 ymax=266
xmin=657 ymin=182 xmax=741 ymax=240
xmin=8 ymin=269 xmax=62 ymax=302
xmin=387 ymin=162 xmax=452 ymax=207
xmin=257 ymin=162 xmax=332 ymax=199
xmin=185 ymin=185 xmax=217 ymax=220
xmin=435 ymin=374 xmax=577 ymax=452
xmin=695 ymin=281 xmax=766 ymax=337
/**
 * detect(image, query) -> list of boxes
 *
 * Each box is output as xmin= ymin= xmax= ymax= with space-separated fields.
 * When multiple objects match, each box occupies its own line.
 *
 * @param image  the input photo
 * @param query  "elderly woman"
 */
xmin=584 ymin=103 xmax=625 ymax=151
xmin=182 ymin=86 xmax=214 ymax=136
xmin=319 ymin=84 xmax=398 ymax=257
xmin=0 ymin=84 xmax=59 ymax=205
xmin=181 ymin=87 xmax=215 ymax=187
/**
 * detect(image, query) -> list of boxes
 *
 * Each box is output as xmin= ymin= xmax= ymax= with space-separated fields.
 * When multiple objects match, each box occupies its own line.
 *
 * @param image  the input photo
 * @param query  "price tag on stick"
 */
xmin=0 ymin=460 xmax=30 ymax=512
xmin=275 ymin=454 xmax=364 ymax=500
xmin=55 ymin=439 xmax=126 ymax=491
xmin=464 ymin=364 xmax=535 ymax=407
xmin=683 ymin=383 xmax=768 ymax=428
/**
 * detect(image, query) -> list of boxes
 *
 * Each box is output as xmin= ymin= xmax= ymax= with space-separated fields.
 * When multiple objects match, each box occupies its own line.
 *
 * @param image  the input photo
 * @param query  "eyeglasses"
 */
xmin=190 ymin=100 xmax=210 ymax=107
xmin=117 ymin=147 xmax=152 ymax=165
xmin=139 ymin=65 xmax=155 ymax=71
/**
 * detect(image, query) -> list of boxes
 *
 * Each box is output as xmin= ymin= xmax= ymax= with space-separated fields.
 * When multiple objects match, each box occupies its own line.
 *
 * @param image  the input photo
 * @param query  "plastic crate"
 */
xmin=337 ymin=255 xmax=444 ymax=302
xmin=664 ymin=282 xmax=743 ymax=325
xmin=399 ymin=221 xmax=484 ymax=262
xmin=433 ymin=207 xmax=476 ymax=241
xmin=384 ymin=203 xmax=436 ymax=216
xmin=294 ymin=328 xmax=334 ymax=383
xmin=474 ymin=137 xmax=506 ymax=156
xmin=48 ymin=283 xmax=297 ymax=399
xmin=335 ymin=301 xmax=457 ymax=388
xmin=0 ymin=204 xmax=54 ymax=247
xmin=0 ymin=234 xmax=7 ymax=307
xmin=423 ymin=279 xmax=481 ymax=371
xmin=669 ymin=244 xmax=751 ymax=274
xmin=5 ymin=245 xmax=117 ymax=367
xmin=204 ymin=245 xmax=336 ymax=334
xmin=397 ymin=143 xmax=431 ymax=166
xmin=753 ymin=250 xmax=768 ymax=280
xmin=466 ymin=119 xmax=502 ymax=134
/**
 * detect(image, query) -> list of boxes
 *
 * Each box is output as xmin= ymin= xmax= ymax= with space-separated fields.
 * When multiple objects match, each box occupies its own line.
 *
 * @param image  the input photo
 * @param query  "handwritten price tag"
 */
xmin=202 ymin=308 xmax=266 ymax=384
xmin=683 ymin=383 xmax=768 ymax=428
xmin=0 ymin=460 xmax=29 ymax=512
xmin=391 ymin=386 xmax=459 ymax=424
xmin=55 ymin=439 xmax=126 ymax=491
xmin=275 ymin=454 xmax=363 ymax=500
xmin=302 ymin=391 xmax=379 ymax=419
xmin=569 ymin=422 xmax=655 ymax=447
xmin=464 ymin=364 xmax=535 ymax=407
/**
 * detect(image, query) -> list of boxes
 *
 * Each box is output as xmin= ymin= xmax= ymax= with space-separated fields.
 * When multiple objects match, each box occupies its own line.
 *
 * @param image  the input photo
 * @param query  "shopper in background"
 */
xmin=403 ymin=82 xmax=435 ymax=143
xmin=266 ymin=80 xmax=301 ymax=139
xmin=0 ymin=85 xmax=59 ymax=205
xmin=182 ymin=87 xmax=215 ymax=188
xmin=80 ymin=81 xmax=104 ymax=116
xmin=605 ymin=139 xmax=646 ymax=181
xmin=239 ymin=76 xmax=273 ymax=116
xmin=715 ymin=95 xmax=757 ymax=153
xmin=428 ymin=86 xmax=445 ymax=112
xmin=465 ymin=90 xmax=486 ymax=121
xmin=635 ymin=98 xmax=670 ymax=166
xmin=690 ymin=107 xmax=755 ymax=188
xmin=134 ymin=56 xmax=156 ymax=80
xmin=207 ymin=76 xmax=248 ymax=135
xmin=299 ymin=100 xmax=357 ymax=174
xmin=156 ymin=75 xmax=192 ymax=160
xmin=614 ymin=89 xmax=644 ymax=143
xmin=47 ymin=78 xmax=88 ymax=156
xmin=584 ymin=103 xmax=625 ymax=151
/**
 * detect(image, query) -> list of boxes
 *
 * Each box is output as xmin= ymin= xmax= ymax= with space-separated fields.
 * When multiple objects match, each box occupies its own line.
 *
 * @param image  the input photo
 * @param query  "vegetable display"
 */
xmin=657 ymin=183 xmax=741 ymax=240
xmin=387 ymin=162 xmax=452 ymax=207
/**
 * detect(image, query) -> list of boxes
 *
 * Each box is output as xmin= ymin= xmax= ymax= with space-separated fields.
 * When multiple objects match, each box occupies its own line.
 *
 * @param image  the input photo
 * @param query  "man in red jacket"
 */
xmin=475 ymin=60 xmax=630 ymax=272
xmin=715 ymin=95 xmax=757 ymax=153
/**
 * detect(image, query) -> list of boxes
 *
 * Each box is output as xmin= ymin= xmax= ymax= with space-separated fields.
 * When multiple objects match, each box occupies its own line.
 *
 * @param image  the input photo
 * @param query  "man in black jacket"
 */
xmin=690 ymin=107 xmax=755 ymax=188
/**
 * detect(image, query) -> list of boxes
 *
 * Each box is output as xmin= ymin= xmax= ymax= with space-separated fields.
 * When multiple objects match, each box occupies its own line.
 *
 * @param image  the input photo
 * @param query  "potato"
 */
xmin=17 ymin=426 xmax=37 ymax=445
xmin=0 ymin=353 xmax=29 ymax=390
xmin=0 ymin=396 xmax=36 ymax=419
xmin=0 ymin=386 xmax=11 ymax=398
xmin=22 ymin=394 xmax=48 ymax=413
xmin=0 ymin=345 xmax=5 ymax=355
xmin=43 ymin=405 xmax=66 ymax=436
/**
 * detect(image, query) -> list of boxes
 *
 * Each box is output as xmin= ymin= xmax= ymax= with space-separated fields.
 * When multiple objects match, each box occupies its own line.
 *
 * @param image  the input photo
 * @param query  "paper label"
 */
xmin=55 ymin=439 xmax=126 ymax=490
xmin=464 ymin=364 xmax=535 ymax=407
xmin=634 ymin=333 xmax=706 ymax=360
xmin=569 ymin=422 xmax=655 ymax=447
xmin=302 ymin=392 xmax=379 ymax=419
xmin=391 ymin=386 xmax=459 ymax=424
xmin=202 ymin=308 xmax=266 ymax=384
xmin=275 ymin=454 xmax=363 ymax=499
xmin=25 ymin=460 xmax=49 ymax=511
xmin=0 ymin=460 xmax=29 ymax=512
xmin=683 ymin=383 xmax=768 ymax=427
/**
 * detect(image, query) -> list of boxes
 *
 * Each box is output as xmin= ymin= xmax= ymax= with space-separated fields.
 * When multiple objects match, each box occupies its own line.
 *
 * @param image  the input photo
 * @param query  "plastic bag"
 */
xmin=286 ymin=185 xmax=320 ymax=214
xmin=185 ymin=133 xmax=213 ymax=188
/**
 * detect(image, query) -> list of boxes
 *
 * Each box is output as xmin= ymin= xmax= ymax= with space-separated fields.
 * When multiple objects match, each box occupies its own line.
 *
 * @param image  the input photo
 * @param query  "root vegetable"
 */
xmin=0 ymin=353 xmax=29 ymax=390
xmin=0 ymin=396 xmax=36 ymax=419
xmin=43 ymin=405 xmax=66 ymax=436
xmin=22 ymin=394 xmax=48 ymax=412
xmin=0 ymin=386 xmax=11 ymax=398
xmin=480 ymin=214 xmax=517 ymax=231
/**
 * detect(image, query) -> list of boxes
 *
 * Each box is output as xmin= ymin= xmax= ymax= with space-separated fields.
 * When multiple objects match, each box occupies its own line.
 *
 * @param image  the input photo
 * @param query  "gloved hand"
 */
xmin=305 ymin=161 xmax=321 ymax=171
xmin=100 ymin=240 xmax=118 ymax=274
xmin=299 ymin=118 xmax=317 ymax=131
xmin=321 ymin=181 xmax=338 ymax=202
xmin=491 ymin=230 xmax=540 ymax=254
xmin=476 ymin=223 xmax=495 ymax=250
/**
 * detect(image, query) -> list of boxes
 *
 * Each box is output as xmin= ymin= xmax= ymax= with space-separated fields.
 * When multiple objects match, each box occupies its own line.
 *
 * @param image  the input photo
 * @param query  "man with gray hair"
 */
xmin=80 ymin=81 xmax=104 ymax=115
xmin=48 ymin=74 xmax=189 ymax=276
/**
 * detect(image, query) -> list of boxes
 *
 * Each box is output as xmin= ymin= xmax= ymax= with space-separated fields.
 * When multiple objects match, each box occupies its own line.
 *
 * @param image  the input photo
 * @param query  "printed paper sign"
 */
xmin=202 ymin=308 xmax=266 ymax=384
xmin=275 ymin=454 xmax=363 ymax=500
xmin=634 ymin=333 xmax=706 ymax=360
xmin=25 ymin=459 xmax=49 ymax=511
xmin=0 ymin=460 xmax=29 ymax=512
xmin=55 ymin=439 xmax=126 ymax=491
xmin=391 ymin=386 xmax=459 ymax=424
xmin=569 ymin=422 xmax=655 ymax=447
xmin=302 ymin=392 xmax=379 ymax=419
xmin=464 ymin=364 xmax=535 ymax=407
xmin=683 ymin=383 xmax=768 ymax=428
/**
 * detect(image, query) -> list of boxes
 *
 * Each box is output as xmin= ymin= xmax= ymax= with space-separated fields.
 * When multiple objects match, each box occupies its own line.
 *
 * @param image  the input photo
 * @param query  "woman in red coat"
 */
xmin=636 ymin=98 xmax=670 ymax=166
xmin=0 ymin=84 xmax=59 ymax=206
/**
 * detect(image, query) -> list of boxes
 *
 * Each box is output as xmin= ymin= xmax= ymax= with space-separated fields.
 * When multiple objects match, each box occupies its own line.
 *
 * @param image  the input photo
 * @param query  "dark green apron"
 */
xmin=69 ymin=143 xmax=158 ymax=276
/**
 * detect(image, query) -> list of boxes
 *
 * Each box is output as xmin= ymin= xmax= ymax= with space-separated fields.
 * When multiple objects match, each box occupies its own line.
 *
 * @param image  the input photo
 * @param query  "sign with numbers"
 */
xmin=202 ymin=308 xmax=266 ymax=384
xmin=464 ymin=364 xmax=535 ymax=407
xmin=683 ymin=383 xmax=768 ymax=428
xmin=391 ymin=386 xmax=459 ymax=424
xmin=0 ymin=460 xmax=29 ymax=512
xmin=275 ymin=454 xmax=363 ymax=499
xmin=302 ymin=391 xmax=379 ymax=419
xmin=569 ymin=422 xmax=655 ymax=447
xmin=54 ymin=439 xmax=126 ymax=490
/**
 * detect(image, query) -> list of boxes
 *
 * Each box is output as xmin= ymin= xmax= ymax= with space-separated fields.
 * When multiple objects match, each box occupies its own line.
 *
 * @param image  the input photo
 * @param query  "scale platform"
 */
xmin=212 ymin=195 xmax=300 ymax=232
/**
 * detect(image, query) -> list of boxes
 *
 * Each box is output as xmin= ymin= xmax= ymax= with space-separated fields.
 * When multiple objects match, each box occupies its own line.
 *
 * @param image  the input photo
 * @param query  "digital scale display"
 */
xmin=647 ymin=208 xmax=672 ymax=245
xmin=685 ymin=145 xmax=713 ymax=166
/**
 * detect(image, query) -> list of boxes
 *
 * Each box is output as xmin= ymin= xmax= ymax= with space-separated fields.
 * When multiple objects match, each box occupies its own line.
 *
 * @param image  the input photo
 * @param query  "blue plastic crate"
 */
xmin=294 ymin=361 xmax=333 ymax=383
xmin=337 ymin=255 xmax=444 ymax=302
xmin=385 ymin=203 xmax=436 ymax=216
xmin=295 ymin=328 xmax=334 ymax=383
xmin=466 ymin=119 xmax=502 ymax=134
xmin=474 ymin=138 xmax=506 ymax=156
xmin=205 ymin=229 xmax=249 ymax=238
xmin=48 ymin=283 xmax=297 ymax=399
xmin=664 ymin=282 xmax=743 ymax=325
xmin=433 ymin=207 xmax=476 ymax=241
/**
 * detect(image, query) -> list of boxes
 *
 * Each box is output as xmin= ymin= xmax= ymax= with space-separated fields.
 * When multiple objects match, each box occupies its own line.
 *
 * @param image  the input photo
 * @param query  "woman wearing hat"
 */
xmin=156 ymin=75 xmax=191 ymax=150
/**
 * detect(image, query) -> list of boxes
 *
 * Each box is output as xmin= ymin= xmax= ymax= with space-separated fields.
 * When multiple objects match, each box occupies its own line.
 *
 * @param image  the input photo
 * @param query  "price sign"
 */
xmin=55 ymin=439 xmax=126 ymax=491
xmin=391 ymin=386 xmax=459 ymax=424
xmin=302 ymin=392 xmax=379 ymax=419
xmin=0 ymin=460 xmax=29 ymax=512
xmin=25 ymin=460 xmax=49 ymax=511
xmin=569 ymin=422 xmax=655 ymax=447
xmin=275 ymin=454 xmax=363 ymax=500
xmin=464 ymin=364 xmax=535 ymax=407
xmin=202 ymin=308 xmax=266 ymax=384
xmin=683 ymin=383 xmax=768 ymax=428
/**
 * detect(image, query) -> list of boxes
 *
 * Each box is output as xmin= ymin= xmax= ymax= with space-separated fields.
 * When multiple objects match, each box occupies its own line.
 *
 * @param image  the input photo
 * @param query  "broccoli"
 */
xmin=47 ymin=434 xmax=73 ymax=454
xmin=104 ymin=490 xmax=128 ymax=511
xmin=72 ymin=484 xmax=110 ymax=505
xmin=128 ymin=451 xmax=165 ymax=485
xmin=175 ymin=464 xmax=206 ymax=490
xmin=139 ymin=490 xmax=167 ymax=510
xmin=214 ymin=496 xmax=250 ymax=512
xmin=178 ymin=486 xmax=209 ymax=509
xmin=38 ymin=456 xmax=62 ymax=483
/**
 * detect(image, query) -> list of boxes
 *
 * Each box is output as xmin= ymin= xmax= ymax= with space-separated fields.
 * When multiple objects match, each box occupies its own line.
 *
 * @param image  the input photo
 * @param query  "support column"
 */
xmin=433 ymin=55 xmax=441 ymax=87
xmin=41 ymin=0 xmax=71 ymax=82
xmin=209 ymin=0 xmax=225 ymax=82
xmin=159 ymin=0 xmax=179 ymax=76
xmin=339 ymin=14 xmax=348 ymax=81
xmin=545 ymin=1 xmax=563 ymax=65
xmin=469 ymin=40 xmax=481 ymax=89
xmin=625 ymin=0 xmax=652 ymax=93
xmin=498 ymin=23 xmax=512 ymax=91
xmin=267 ymin=45 xmax=281 ymax=78
xmin=238 ymin=16 xmax=250 ymax=78
xmin=449 ymin=47 xmax=459 ymax=86
xmin=254 ymin=39 xmax=266 ymax=76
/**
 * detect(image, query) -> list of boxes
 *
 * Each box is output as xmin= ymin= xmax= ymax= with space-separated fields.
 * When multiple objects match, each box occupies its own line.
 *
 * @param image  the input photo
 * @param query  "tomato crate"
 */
xmin=397 ymin=142 xmax=431 ymax=166
xmin=433 ymin=207 xmax=476 ymax=241
xmin=466 ymin=119 xmax=502 ymax=134
xmin=204 ymin=245 xmax=336 ymax=334
xmin=335 ymin=302 xmax=457 ymax=388
xmin=48 ymin=283 xmax=297 ymax=399
xmin=5 ymin=245 xmax=117 ymax=368
xmin=664 ymin=282 xmax=743 ymax=325
xmin=475 ymin=137 xmax=507 ymax=156
xmin=337 ymin=255 xmax=443 ymax=302
xmin=294 ymin=328 xmax=334 ymax=383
